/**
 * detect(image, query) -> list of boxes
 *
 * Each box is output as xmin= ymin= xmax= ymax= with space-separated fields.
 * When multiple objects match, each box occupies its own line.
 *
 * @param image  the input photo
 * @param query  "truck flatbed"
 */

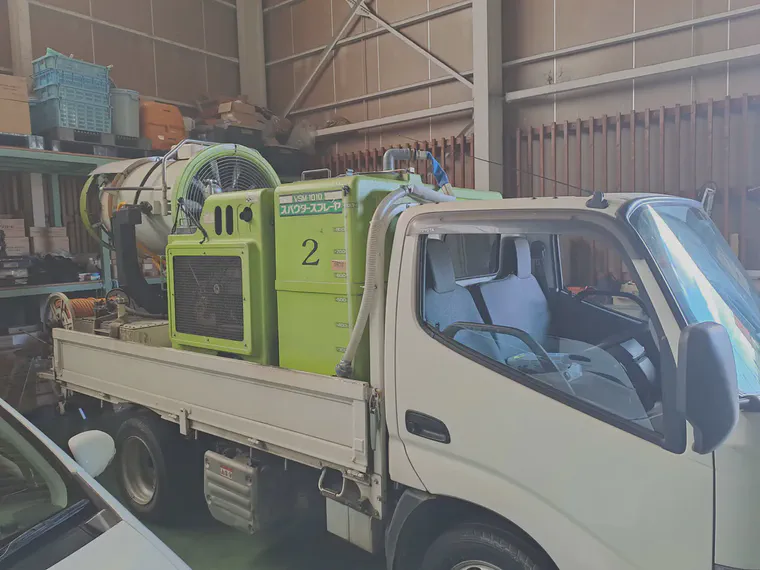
xmin=51 ymin=328 xmax=371 ymax=476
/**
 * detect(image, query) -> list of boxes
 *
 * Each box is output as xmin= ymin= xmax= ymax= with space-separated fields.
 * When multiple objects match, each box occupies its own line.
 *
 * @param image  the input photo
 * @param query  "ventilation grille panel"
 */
xmin=172 ymin=256 xmax=244 ymax=342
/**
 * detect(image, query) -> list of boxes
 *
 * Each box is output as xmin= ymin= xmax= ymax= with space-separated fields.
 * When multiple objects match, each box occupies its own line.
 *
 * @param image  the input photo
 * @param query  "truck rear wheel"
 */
xmin=115 ymin=414 xmax=194 ymax=523
xmin=421 ymin=523 xmax=548 ymax=570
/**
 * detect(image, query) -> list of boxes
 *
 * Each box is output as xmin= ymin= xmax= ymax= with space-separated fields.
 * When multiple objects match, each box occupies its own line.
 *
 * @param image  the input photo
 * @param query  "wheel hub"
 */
xmin=452 ymin=563 xmax=503 ymax=570
xmin=121 ymin=435 xmax=157 ymax=506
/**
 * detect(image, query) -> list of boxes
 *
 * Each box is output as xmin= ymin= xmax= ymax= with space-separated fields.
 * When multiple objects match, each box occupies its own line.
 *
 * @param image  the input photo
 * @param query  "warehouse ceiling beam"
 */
xmin=315 ymin=101 xmax=473 ymax=138
xmin=355 ymin=4 xmax=473 ymax=90
xmin=505 ymin=44 xmax=760 ymax=103
xmin=262 ymin=0 xmax=303 ymax=14
xmin=237 ymin=0 xmax=267 ymax=106
xmin=283 ymin=0 xmax=367 ymax=116
xmin=503 ymin=4 xmax=760 ymax=70
xmin=211 ymin=0 xmax=236 ymax=9
xmin=266 ymin=1 xmax=472 ymax=68
xmin=473 ymin=0 xmax=502 ymax=193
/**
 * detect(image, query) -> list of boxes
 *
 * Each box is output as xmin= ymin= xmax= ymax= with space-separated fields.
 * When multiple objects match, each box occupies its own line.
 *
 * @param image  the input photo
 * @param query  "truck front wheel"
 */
xmin=421 ymin=523 xmax=549 ymax=570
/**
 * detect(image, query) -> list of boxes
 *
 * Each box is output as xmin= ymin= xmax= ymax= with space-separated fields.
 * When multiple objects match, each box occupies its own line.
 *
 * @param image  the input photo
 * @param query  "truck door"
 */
xmin=388 ymin=214 xmax=714 ymax=570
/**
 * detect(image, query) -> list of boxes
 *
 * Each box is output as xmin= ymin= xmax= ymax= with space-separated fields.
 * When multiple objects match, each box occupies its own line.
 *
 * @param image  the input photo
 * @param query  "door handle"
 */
xmin=405 ymin=411 xmax=451 ymax=444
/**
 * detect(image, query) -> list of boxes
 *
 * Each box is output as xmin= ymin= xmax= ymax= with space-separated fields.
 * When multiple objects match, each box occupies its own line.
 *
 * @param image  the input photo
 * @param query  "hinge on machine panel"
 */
xmin=368 ymin=389 xmax=382 ymax=452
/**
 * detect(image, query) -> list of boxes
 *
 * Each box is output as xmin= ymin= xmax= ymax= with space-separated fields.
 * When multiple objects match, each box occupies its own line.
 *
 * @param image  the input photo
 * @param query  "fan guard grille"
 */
xmin=174 ymin=150 xmax=277 ymax=233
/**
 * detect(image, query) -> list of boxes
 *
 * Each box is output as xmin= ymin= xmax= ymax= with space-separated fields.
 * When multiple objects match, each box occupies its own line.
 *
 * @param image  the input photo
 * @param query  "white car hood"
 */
xmin=50 ymin=520 xmax=186 ymax=570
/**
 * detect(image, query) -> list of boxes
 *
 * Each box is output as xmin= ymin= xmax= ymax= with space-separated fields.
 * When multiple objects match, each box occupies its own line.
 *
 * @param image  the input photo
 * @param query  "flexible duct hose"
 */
xmin=335 ymin=185 xmax=456 ymax=378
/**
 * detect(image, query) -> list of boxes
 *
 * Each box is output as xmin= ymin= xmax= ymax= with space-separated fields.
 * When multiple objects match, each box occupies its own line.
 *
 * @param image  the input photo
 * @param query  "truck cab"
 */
xmin=384 ymin=193 xmax=748 ymax=570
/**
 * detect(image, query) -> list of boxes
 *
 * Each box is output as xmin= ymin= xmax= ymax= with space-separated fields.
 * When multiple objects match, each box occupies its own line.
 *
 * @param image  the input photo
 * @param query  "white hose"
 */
xmin=383 ymin=148 xmax=424 ymax=171
xmin=335 ymin=185 xmax=455 ymax=378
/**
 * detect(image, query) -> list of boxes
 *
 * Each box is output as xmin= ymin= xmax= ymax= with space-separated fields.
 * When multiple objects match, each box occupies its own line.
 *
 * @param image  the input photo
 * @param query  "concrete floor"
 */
xmin=100 ymin=475 xmax=384 ymax=570
xmin=146 ymin=517 xmax=383 ymax=570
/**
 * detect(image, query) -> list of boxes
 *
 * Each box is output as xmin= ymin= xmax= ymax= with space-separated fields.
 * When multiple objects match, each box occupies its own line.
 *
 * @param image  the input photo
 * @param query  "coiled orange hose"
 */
xmin=69 ymin=298 xmax=100 ymax=318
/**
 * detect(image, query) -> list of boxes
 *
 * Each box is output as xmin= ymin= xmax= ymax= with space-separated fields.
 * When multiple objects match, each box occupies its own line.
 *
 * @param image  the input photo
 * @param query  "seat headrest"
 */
xmin=426 ymin=239 xmax=457 ymax=293
xmin=497 ymin=237 xmax=532 ymax=279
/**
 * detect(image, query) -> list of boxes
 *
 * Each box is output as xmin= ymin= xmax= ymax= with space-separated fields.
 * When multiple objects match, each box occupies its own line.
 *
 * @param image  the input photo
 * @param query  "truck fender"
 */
xmin=385 ymin=488 xmax=436 ymax=570
xmin=385 ymin=489 xmax=556 ymax=570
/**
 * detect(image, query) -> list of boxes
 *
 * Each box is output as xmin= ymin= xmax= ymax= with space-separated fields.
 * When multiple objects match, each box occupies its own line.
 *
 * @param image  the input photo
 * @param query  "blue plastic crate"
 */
xmin=33 ymin=83 xmax=110 ymax=106
xmin=32 ymin=49 xmax=110 ymax=82
xmin=31 ymin=98 xmax=112 ymax=134
xmin=34 ymin=69 xmax=109 ymax=93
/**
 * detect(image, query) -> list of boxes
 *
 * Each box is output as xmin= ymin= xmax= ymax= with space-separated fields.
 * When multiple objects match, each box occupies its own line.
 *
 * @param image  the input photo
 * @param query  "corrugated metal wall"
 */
xmin=514 ymin=94 xmax=760 ymax=269
xmin=0 ymin=0 xmax=240 ymax=105
xmin=503 ymin=0 xmax=760 ymax=129
xmin=318 ymin=134 xmax=476 ymax=188
xmin=505 ymin=1 xmax=760 ymax=270
xmin=264 ymin=0 xmax=473 ymax=153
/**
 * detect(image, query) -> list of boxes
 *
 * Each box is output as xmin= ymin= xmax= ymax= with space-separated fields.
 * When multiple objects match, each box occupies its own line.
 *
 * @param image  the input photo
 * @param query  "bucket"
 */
xmin=111 ymin=88 xmax=140 ymax=138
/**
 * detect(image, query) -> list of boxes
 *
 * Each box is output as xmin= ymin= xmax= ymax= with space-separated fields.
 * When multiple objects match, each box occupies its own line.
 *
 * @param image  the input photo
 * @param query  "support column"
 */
xmin=473 ymin=0 xmax=504 ymax=193
xmin=237 ymin=0 xmax=267 ymax=107
xmin=50 ymin=175 xmax=62 ymax=226
xmin=29 ymin=173 xmax=45 ymax=227
xmin=8 ymin=0 xmax=33 ymax=78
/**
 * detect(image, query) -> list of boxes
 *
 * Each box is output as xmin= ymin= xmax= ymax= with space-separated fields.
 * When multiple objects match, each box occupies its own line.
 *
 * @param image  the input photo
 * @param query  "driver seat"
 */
xmin=424 ymin=239 xmax=502 ymax=363
xmin=480 ymin=237 xmax=551 ymax=358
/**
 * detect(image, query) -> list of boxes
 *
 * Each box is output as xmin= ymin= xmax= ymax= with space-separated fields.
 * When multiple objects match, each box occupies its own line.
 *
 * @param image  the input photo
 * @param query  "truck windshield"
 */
xmin=630 ymin=201 xmax=760 ymax=395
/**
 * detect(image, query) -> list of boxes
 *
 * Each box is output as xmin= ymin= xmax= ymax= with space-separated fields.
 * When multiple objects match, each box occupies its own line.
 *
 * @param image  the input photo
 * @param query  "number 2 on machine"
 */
xmin=302 ymin=239 xmax=319 ymax=266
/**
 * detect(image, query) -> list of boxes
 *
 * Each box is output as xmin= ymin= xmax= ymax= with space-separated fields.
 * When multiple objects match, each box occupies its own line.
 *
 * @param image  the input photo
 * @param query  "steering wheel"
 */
xmin=592 ymin=321 xmax=651 ymax=351
xmin=574 ymin=288 xmax=649 ymax=316
xmin=442 ymin=322 xmax=576 ymax=395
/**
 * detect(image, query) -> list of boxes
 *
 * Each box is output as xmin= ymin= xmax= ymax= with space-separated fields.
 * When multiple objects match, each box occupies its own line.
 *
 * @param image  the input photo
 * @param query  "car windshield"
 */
xmin=630 ymin=201 xmax=760 ymax=395
xmin=0 ymin=406 xmax=83 ymax=546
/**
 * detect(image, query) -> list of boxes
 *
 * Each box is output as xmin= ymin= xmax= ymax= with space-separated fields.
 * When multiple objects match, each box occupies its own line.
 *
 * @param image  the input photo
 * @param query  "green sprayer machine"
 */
xmin=67 ymin=141 xmax=497 ymax=381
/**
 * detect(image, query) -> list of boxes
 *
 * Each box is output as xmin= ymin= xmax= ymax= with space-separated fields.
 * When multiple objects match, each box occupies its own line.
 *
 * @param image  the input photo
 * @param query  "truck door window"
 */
xmin=420 ymin=233 xmax=665 ymax=439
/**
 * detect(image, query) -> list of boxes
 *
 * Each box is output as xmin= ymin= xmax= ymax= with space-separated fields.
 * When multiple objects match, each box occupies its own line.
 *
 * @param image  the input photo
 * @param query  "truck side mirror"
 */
xmin=678 ymin=322 xmax=739 ymax=455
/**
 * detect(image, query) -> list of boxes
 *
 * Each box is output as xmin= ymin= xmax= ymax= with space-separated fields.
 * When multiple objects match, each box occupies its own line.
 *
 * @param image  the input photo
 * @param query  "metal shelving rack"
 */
xmin=0 ymin=145 xmax=115 ymax=299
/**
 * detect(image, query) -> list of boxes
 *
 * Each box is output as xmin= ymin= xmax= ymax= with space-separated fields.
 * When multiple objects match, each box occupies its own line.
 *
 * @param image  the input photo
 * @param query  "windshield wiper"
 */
xmin=0 ymin=499 xmax=89 ymax=562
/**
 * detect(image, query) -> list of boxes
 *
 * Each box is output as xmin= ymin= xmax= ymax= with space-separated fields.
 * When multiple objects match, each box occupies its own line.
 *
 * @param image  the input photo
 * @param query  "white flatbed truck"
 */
xmin=48 ymin=193 xmax=760 ymax=570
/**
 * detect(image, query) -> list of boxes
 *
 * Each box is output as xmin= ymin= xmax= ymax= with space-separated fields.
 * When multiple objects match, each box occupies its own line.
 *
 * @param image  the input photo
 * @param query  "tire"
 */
xmin=114 ymin=414 xmax=198 ymax=523
xmin=421 ymin=523 xmax=549 ymax=570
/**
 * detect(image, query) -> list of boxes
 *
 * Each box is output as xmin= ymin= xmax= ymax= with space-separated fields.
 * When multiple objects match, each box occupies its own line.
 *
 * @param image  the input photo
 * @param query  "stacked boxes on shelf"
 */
xmin=30 ymin=49 xmax=111 ymax=134
xmin=0 ymin=218 xmax=30 ymax=257
xmin=0 ymin=219 xmax=72 ymax=257
xmin=29 ymin=226 xmax=69 ymax=255
xmin=0 ymin=217 xmax=31 ymax=286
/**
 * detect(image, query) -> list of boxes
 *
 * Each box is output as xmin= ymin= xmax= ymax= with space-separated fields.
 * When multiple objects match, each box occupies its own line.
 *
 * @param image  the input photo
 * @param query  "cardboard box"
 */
xmin=0 ymin=75 xmax=29 ymax=103
xmin=219 ymin=112 xmax=265 ymax=129
xmin=0 ymin=219 xmax=26 ymax=238
xmin=218 ymin=100 xmax=256 ymax=115
xmin=0 ymin=99 xmax=31 ymax=135
xmin=31 ymin=236 xmax=69 ymax=254
xmin=28 ymin=226 xmax=68 ymax=238
xmin=2 ymin=237 xmax=30 ymax=256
